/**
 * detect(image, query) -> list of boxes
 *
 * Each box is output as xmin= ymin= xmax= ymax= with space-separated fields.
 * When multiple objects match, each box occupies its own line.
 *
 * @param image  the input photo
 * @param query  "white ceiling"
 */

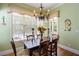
xmin=26 ymin=3 xmax=62 ymax=9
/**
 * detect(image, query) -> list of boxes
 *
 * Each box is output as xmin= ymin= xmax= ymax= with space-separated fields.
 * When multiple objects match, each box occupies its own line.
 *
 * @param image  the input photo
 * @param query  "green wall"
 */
xmin=0 ymin=4 xmax=12 ymax=51
xmin=51 ymin=3 xmax=79 ymax=50
xmin=0 ymin=3 xmax=35 ymax=51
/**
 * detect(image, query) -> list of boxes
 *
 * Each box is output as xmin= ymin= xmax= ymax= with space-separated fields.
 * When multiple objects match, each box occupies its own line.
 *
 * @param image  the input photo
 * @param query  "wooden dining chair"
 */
xmin=26 ymin=35 xmax=33 ymax=41
xmin=39 ymin=40 xmax=49 ymax=56
xmin=48 ymin=34 xmax=59 ymax=56
xmin=11 ymin=38 xmax=25 ymax=56
xmin=37 ymin=34 xmax=41 ymax=40
xmin=26 ymin=28 xmax=35 ymax=41
xmin=24 ymin=34 xmax=39 ymax=56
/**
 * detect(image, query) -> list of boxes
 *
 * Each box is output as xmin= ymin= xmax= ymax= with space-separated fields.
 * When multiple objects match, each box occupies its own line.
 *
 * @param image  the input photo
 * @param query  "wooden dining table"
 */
xmin=23 ymin=33 xmax=58 ymax=56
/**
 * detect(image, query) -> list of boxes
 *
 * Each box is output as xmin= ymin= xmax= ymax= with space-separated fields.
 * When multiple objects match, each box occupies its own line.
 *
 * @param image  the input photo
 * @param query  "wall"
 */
xmin=0 ymin=4 xmax=12 ymax=51
xmin=51 ymin=3 xmax=79 ymax=51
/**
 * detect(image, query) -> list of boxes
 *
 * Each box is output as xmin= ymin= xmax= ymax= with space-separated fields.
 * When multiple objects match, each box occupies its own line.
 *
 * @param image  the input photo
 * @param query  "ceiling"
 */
xmin=26 ymin=3 xmax=62 ymax=9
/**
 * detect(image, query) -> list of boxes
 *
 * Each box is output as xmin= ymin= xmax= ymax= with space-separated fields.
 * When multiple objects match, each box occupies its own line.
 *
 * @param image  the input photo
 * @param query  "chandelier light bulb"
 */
xmin=34 ymin=10 xmax=36 ymax=14
xmin=47 ymin=10 xmax=50 ymax=12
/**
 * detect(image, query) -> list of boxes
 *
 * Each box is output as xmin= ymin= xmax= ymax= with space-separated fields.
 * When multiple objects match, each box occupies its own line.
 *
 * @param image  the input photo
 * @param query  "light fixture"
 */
xmin=33 ymin=4 xmax=50 ymax=41
xmin=33 ymin=3 xmax=50 ymax=20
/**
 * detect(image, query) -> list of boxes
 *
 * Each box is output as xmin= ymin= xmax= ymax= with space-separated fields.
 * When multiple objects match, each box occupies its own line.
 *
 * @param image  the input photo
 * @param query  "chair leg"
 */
xmin=55 ymin=50 xmax=57 ymax=56
xmin=50 ymin=44 xmax=52 ymax=56
xmin=55 ymin=44 xmax=57 ymax=56
xmin=14 ymin=53 xmax=17 ymax=56
xmin=13 ymin=49 xmax=17 ymax=56
xmin=29 ymin=50 xmax=33 ymax=56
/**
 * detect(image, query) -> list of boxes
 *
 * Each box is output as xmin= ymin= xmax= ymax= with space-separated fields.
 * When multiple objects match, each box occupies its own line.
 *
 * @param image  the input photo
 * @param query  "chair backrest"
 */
xmin=52 ymin=34 xmax=59 ymax=44
xmin=39 ymin=40 xmax=49 ymax=56
xmin=26 ymin=35 xmax=33 ymax=41
xmin=52 ymin=38 xmax=59 ymax=49
xmin=37 ymin=34 xmax=41 ymax=39
xmin=50 ymin=34 xmax=59 ymax=56
xmin=10 ymin=38 xmax=17 ymax=56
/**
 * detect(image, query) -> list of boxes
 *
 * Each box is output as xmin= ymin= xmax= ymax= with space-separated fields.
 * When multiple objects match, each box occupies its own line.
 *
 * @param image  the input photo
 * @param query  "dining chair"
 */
xmin=26 ymin=35 xmax=33 ymax=41
xmin=37 ymin=34 xmax=41 ymax=39
xmin=26 ymin=28 xmax=35 ymax=41
xmin=10 ymin=38 xmax=26 ymax=56
xmin=39 ymin=40 xmax=49 ymax=56
xmin=48 ymin=34 xmax=59 ymax=56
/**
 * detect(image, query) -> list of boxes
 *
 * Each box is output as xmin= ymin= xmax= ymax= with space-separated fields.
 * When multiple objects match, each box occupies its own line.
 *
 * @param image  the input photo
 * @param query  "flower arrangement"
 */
xmin=37 ymin=26 xmax=47 ymax=33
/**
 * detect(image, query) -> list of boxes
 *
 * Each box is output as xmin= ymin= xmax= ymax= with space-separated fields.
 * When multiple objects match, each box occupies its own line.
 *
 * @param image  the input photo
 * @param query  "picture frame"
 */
xmin=64 ymin=19 xmax=71 ymax=31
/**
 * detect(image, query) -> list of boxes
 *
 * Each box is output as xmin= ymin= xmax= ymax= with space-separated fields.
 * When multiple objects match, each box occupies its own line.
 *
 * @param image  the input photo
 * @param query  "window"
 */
xmin=49 ymin=16 xmax=58 ymax=35
xmin=12 ymin=12 xmax=37 ymax=41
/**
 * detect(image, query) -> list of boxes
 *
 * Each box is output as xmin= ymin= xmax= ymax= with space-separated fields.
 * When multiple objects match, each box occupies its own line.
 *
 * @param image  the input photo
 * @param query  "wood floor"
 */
xmin=4 ymin=47 xmax=78 ymax=56
xmin=57 ymin=48 xmax=78 ymax=56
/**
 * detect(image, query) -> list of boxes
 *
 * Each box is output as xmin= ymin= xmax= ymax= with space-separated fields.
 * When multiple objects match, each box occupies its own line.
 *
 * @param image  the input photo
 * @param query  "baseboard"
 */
xmin=58 ymin=44 xmax=79 ymax=55
xmin=0 ymin=47 xmax=23 ymax=56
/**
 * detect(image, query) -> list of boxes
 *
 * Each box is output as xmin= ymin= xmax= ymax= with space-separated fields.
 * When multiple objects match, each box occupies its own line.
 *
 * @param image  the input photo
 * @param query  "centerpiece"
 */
xmin=38 ymin=26 xmax=47 ymax=41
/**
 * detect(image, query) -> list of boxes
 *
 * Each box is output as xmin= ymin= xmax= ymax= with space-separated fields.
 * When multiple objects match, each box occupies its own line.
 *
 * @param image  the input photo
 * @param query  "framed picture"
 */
xmin=64 ymin=19 xmax=71 ymax=31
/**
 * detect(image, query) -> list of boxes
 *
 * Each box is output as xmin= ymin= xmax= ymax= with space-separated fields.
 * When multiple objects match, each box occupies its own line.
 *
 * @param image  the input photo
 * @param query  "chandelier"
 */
xmin=33 ymin=3 xmax=50 ymax=20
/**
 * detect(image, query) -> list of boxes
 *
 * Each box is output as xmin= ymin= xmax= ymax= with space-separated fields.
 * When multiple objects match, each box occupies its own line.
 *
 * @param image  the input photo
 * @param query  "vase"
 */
xmin=40 ymin=32 xmax=43 ymax=41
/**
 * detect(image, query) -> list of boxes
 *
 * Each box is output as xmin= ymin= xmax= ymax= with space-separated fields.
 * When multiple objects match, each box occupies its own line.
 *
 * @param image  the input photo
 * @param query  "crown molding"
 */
xmin=50 ymin=3 xmax=64 ymax=11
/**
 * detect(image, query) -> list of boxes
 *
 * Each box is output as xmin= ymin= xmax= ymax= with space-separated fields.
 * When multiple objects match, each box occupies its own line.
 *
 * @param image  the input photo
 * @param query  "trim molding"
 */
xmin=50 ymin=3 xmax=64 ymax=11
xmin=58 ymin=44 xmax=79 ymax=55
xmin=0 ymin=47 xmax=23 ymax=56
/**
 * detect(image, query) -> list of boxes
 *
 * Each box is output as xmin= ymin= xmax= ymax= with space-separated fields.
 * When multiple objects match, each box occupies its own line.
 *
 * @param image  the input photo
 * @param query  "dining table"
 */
xmin=23 ymin=33 xmax=58 ymax=56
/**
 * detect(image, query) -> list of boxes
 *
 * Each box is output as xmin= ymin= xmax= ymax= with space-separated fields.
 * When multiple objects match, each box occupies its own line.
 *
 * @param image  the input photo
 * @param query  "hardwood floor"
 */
xmin=57 ymin=48 xmax=78 ymax=56
xmin=4 ymin=47 xmax=78 ymax=56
